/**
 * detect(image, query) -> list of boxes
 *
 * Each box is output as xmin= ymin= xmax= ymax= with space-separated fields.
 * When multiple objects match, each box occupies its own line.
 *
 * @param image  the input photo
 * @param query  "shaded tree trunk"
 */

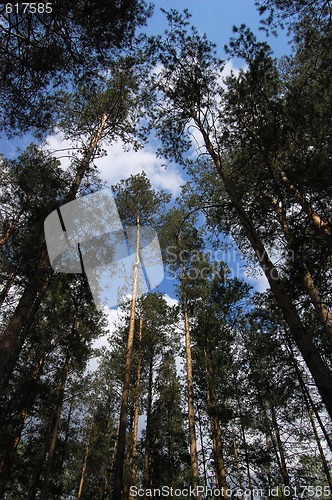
xmin=194 ymin=114 xmax=332 ymax=419
xmin=77 ymin=395 xmax=97 ymax=500
xmin=40 ymin=349 xmax=71 ymax=500
xmin=0 ymin=113 xmax=108 ymax=396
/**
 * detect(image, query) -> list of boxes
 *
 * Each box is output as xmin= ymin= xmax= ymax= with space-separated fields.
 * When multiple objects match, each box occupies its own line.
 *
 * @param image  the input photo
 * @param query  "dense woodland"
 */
xmin=0 ymin=0 xmax=331 ymax=498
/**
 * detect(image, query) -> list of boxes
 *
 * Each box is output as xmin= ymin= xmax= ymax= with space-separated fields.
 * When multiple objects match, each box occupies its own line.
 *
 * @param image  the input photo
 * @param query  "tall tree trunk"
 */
xmin=182 ymin=285 xmax=200 ymax=497
xmin=197 ymin=407 xmax=208 ymax=488
xmin=113 ymin=212 xmax=141 ymax=500
xmin=270 ymin=405 xmax=292 ymax=495
xmin=231 ymin=418 xmax=244 ymax=496
xmin=307 ymin=408 xmax=332 ymax=490
xmin=203 ymin=343 xmax=228 ymax=498
xmin=129 ymin=313 xmax=143 ymax=500
xmin=0 ymin=113 xmax=108 ymax=396
xmin=194 ymin=115 xmax=332 ymax=420
xmin=40 ymin=349 xmax=71 ymax=500
xmin=143 ymin=353 xmax=154 ymax=500
xmin=77 ymin=395 xmax=97 ymax=500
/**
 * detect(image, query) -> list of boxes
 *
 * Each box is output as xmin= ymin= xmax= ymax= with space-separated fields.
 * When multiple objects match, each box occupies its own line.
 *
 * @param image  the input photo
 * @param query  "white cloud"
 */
xmin=45 ymin=132 xmax=184 ymax=196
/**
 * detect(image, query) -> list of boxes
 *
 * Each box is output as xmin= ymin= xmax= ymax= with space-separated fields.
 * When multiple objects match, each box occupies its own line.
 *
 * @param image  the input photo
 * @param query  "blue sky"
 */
xmin=150 ymin=0 xmax=290 ymax=58
xmin=1 ymin=1 xmax=276 ymax=310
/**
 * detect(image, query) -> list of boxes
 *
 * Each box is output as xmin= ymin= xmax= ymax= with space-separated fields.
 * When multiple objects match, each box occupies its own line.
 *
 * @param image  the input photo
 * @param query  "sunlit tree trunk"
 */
xmin=113 ymin=212 xmax=141 ymax=500
xmin=129 ymin=313 xmax=143 ymax=500
xmin=182 ymin=284 xmax=200 ymax=497
xmin=143 ymin=354 xmax=154 ymax=500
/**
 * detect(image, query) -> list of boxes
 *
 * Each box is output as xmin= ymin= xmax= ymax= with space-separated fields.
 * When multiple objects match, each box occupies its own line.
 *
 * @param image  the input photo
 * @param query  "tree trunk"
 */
xmin=182 ymin=285 xmax=200 ymax=497
xmin=77 ymin=395 xmax=97 ymax=500
xmin=40 ymin=349 xmax=71 ymax=500
xmin=129 ymin=313 xmax=143 ymax=500
xmin=195 ymin=115 xmax=332 ymax=420
xmin=270 ymin=405 xmax=292 ymax=495
xmin=203 ymin=343 xmax=228 ymax=498
xmin=0 ymin=113 xmax=108 ymax=396
xmin=231 ymin=419 xmax=244 ymax=497
xmin=143 ymin=353 xmax=154 ymax=500
xmin=0 ymin=256 xmax=23 ymax=309
xmin=197 ymin=407 xmax=208 ymax=488
xmin=113 ymin=213 xmax=141 ymax=500
xmin=308 ymin=407 xmax=332 ymax=490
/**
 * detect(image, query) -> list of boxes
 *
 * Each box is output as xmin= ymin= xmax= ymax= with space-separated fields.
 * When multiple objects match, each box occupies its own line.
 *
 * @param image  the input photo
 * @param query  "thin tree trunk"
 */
xmin=231 ymin=418 xmax=244 ymax=497
xmin=270 ymin=405 xmax=292 ymax=495
xmin=308 ymin=408 xmax=332 ymax=489
xmin=143 ymin=353 xmax=154 ymax=500
xmin=266 ymin=434 xmax=272 ymax=491
xmin=182 ymin=285 xmax=200 ymax=497
xmin=0 ymin=202 xmax=29 ymax=247
xmin=197 ymin=407 xmax=208 ymax=488
xmin=40 ymin=349 xmax=71 ymax=500
xmin=77 ymin=394 xmax=97 ymax=500
xmin=194 ymin=115 xmax=332 ymax=420
xmin=203 ymin=344 xmax=228 ymax=498
xmin=0 ymin=256 xmax=23 ymax=309
xmin=129 ymin=313 xmax=143 ymax=500
xmin=0 ymin=113 xmax=108 ymax=396
xmin=113 ymin=213 xmax=141 ymax=500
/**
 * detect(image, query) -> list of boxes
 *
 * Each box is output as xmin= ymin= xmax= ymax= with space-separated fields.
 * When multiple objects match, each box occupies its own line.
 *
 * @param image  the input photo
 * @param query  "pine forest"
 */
xmin=0 ymin=0 xmax=331 ymax=498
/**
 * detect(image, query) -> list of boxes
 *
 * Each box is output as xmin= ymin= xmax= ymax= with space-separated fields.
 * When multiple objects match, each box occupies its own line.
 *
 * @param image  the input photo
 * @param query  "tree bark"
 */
xmin=270 ymin=405 xmax=292 ymax=495
xmin=143 ymin=353 xmax=154 ymax=500
xmin=113 ymin=213 xmax=141 ymax=500
xmin=129 ymin=313 xmax=143 ymax=500
xmin=77 ymin=395 xmax=97 ymax=500
xmin=40 ymin=349 xmax=71 ymax=500
xmin=203 ymin=344 xmax=228 ymax=499
xmin=182 ymin=285 xmax=200 ymax=497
